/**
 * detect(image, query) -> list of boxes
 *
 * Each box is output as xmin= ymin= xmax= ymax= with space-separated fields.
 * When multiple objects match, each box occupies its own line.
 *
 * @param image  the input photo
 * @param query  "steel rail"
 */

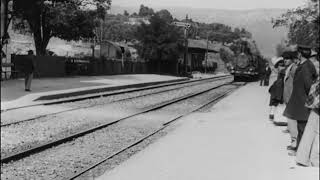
xmin=1 ymin=81 xmax=234 ymax=164
xmin=68 ymin=83 xmax=244 ymax=180
xmin=1 ymin=75 xmax=232 ymax=112
xmin=1 ymin=76 xmax=232 ymax=127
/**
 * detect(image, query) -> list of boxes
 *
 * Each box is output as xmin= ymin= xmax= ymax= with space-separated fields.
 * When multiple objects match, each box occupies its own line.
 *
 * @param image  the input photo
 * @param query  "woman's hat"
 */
xmin=271 ymin=57 xmax=284 ymax=68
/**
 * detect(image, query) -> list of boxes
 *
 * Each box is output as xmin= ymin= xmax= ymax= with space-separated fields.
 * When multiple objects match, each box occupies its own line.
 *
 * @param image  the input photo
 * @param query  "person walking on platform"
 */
xmin=283 ymin=45 xmax=318 ymax=155
xmin=268 ymin=57 xmax=285 ymax=120
xmin=22 ymin=50 xmax=35 ymax=91
xmin=260 ymin=63 xmax=272 ymax=86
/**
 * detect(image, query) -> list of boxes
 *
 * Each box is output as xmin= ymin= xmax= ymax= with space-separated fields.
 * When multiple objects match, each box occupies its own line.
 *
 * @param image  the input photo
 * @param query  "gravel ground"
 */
xmin=0 ymin=77 xmax=230 ymax=126
xmin=0 ymin=78 xmax=232 ymax=158
xmin=1 ymin=82 xmax=238 ymax=180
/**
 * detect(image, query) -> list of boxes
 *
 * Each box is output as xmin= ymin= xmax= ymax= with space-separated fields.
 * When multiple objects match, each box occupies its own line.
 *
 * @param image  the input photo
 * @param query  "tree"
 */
xmin=124 ymin=10 xmax=129 ymax=16
xmin=101 ymin=14 xmax=137 ymax=41
xmin=155 ymin=9 xmax=173 ymax=23
xmin=138 ymin=4 xmax=154 ymax=17
xmin=134 ymin=14 xmax=183 ymax=71
xmin=12 ymin=0 xmax=111 ymax=55
xmin=272 ymin=0 xmax=319 ymax=49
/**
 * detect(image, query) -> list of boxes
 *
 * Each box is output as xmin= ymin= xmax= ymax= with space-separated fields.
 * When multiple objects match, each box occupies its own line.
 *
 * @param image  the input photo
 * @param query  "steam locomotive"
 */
xmin=230 ymin=39 xmax=264 ymax=81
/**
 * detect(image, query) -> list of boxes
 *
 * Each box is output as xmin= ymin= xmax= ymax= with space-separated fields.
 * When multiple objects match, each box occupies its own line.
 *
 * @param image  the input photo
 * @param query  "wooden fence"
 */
xmin=11 ymin=55 xmax=180 ymax=78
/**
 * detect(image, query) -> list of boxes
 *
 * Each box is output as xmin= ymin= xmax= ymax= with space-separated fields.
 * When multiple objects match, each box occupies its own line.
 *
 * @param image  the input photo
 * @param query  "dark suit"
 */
xmin=260 ymin=66 xmax=271 ymax=86
xmin=22 ymin=55 xmax=35 ymax=90
xmin=283 ymin=59 xmax=317 ymax=147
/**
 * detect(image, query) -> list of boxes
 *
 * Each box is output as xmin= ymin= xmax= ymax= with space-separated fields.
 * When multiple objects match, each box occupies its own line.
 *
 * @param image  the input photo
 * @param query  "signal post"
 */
xmin=172 ymin=16 xmax=191 ymax=76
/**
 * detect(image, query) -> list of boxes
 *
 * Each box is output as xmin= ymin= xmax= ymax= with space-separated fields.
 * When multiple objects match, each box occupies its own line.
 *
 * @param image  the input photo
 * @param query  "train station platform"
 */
xmin=0 ymin=74 xmax=187 ymax=110
xmin=96 ymin=81 xmax=319 ymax=180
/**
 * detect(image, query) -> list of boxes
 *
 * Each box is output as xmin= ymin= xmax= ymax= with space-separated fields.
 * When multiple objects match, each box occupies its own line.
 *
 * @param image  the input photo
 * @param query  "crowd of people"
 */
xmin=268 ymin=44 xmax=319 ymax=167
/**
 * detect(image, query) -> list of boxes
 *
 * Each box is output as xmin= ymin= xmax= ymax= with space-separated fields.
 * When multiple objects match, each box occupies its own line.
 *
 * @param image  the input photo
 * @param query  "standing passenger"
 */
xmin=264 ymin=63 xmax=272 ymax=86
xmin=296 ymin=51 xmax=319 ymax=166
xmin=282 ymin=51 xmax=298 ymax=150
xmin=268 ymin=57 xmax=285 ymax=121
xmin=283 ymin=45 xmax=318 ymax=155
xmin=260 ymin=63 xmax=272 ymax=86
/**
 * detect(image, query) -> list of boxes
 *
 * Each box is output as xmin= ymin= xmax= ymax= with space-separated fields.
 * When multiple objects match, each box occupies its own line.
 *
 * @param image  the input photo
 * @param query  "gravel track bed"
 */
xmin=1 ymin=83 xmax=238 ymax=180
xmin=76 ymin=123 xmax=179 ymax=180
xmin=52 ymin=77 xmax=231 ymax=110
xmin=0 ymin=78 xmax=230 ymax=126
xmin=0 ymin=79 xmax=232 ymax=158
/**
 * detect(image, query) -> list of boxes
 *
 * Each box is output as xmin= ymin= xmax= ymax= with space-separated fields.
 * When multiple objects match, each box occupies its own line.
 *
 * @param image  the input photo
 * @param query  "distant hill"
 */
xmin=110 ymin=5 xmax=288 ymax=58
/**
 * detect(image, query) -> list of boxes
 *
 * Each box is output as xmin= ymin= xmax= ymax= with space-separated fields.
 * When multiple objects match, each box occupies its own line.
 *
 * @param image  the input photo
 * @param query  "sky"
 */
xmin=113 ymin=0 xmax=307 ymax=9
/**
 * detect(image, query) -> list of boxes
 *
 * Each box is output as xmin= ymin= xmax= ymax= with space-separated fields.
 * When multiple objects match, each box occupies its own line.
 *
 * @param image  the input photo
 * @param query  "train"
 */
xmin=229 ymin=39 xmax=266 ymax=81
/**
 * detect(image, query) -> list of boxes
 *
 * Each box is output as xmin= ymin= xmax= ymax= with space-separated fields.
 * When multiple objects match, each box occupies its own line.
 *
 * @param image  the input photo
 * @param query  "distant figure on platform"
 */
xmin=283 ymin=45 xmax=318 ymax=155
xmin=268 ymin=57 xmax=285 ymax=120
xmin=260 ymin=63 xmax=272 ymax=86
xmin=23 ymin=50 xmax=35 ymax=91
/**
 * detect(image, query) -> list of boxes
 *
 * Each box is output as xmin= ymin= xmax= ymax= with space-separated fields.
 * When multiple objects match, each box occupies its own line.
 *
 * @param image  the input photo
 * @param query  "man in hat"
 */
xmin=283 ymin=45 xmax=318 ymax=155
xmin=22 ymin=50 xmax=35 ymax=91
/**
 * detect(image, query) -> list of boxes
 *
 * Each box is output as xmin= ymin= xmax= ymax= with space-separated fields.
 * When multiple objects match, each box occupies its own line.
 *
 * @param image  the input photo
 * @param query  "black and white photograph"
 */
xmin=1 ymin=0 xmax=319 ymax=179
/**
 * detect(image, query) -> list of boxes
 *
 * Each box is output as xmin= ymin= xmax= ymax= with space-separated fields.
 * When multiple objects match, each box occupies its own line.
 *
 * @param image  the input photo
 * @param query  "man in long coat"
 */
xmin=264 ymin=64 xmax=272 ymax=86
xmin=283 ymin=45 xmax=318 ymax=151
xmin=260 ymin=63 xmax=272 ymax=86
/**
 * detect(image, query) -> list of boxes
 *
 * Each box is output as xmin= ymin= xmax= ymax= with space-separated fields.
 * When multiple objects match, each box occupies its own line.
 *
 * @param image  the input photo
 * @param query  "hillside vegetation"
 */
xmin=110 ymin=5 xmax=288 ymax=57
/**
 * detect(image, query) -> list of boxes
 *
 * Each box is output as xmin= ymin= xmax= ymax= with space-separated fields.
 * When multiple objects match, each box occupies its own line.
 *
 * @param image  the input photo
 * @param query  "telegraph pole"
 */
xmin=205 ymin=32 xmax=209 ymax=73
xmin=184 ymin=14 xmax=189 ymax=75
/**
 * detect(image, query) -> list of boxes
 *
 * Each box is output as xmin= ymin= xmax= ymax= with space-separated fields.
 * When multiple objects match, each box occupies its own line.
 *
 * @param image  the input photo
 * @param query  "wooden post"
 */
xmin=205 ymin=33 xmax=209 ymax=73
xmin=184 ymin=14 xmax=189 ymax=75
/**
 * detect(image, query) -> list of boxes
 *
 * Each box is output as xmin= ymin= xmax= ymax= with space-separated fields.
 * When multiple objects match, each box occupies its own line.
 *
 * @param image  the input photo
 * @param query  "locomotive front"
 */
xmin=230 ymin=53 xmax=259 ymax=80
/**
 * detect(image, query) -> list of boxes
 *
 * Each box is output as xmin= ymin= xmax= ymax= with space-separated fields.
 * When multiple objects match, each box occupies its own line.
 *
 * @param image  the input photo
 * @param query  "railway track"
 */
xmin=68 ymin=84 xmax=242 ymax=180
xmin=1 ymin=80 xmax=235 ymax=164
xmin=1 ymin=75 xmax=231 ymax=113
xmin=1 ymin=75 xmax=232 ymax=127
xmin=1 ymin=81 xmax=244 ymax=180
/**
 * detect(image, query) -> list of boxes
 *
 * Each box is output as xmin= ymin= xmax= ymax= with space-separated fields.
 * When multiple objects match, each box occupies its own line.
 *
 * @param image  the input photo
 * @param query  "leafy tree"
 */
xmin=155 ymin=9 xmax=173 ymax=23
xmin=101 ymin=14 xmax=137 ymax=42
xmin=138 ymin=4 xmax=154 ymax=17
xmin=124 ymin=10 xmax=129 ymax=16
xmin=131 ymin=12 xmax=138 ymax=17
xmin=12 ymin=0 xmax=111 ymax=55
xmin=134 ymin=14 xmax=183 ymax=70
xmin=272 ymin=0 xmax=319 ymax=49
